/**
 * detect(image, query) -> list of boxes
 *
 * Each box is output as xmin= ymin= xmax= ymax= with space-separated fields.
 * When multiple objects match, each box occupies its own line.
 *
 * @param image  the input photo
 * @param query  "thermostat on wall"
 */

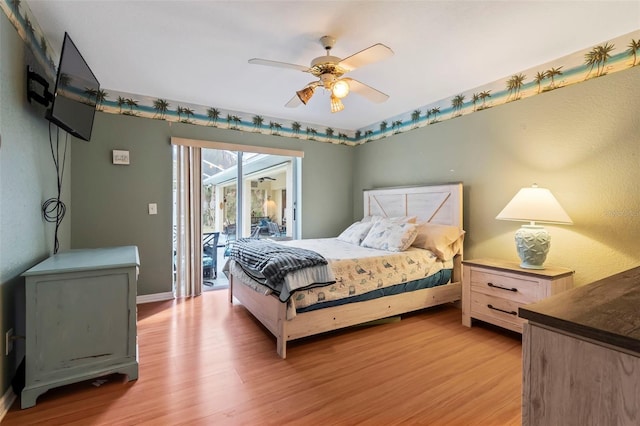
xmin=112 ymin=150 xmax=130 ymax=165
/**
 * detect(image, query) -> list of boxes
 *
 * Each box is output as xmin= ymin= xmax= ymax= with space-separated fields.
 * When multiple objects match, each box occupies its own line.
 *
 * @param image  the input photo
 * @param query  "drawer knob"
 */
xmin=487 ymin=304 xmax=518 ymax=316
xmin=488 ymin=282 xmax=517 ymax=292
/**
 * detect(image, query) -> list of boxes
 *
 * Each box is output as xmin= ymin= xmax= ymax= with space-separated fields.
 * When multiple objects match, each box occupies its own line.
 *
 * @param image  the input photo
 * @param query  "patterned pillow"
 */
xmin=361 ymin=221 xmax=418 ymax=252
xmin=337 ymin=221 xmax=374 ymax=245
xmin=412 ymin=222 xmax=465 ymax=260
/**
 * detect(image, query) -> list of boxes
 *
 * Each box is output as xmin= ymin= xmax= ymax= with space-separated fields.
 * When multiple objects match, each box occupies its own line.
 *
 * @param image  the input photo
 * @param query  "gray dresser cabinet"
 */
xmin=21 ymin=246 xmax=139 ymax=409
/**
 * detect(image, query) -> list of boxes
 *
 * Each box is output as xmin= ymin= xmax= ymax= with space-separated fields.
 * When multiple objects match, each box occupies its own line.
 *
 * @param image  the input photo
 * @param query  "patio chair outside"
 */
xmin=203 ymin=232 xmax=219 ymax=280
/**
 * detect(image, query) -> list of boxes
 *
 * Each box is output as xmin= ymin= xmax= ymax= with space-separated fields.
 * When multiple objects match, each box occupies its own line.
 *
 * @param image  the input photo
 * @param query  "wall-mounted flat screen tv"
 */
xmin=46 ymin=32 xmax=100 ymax=142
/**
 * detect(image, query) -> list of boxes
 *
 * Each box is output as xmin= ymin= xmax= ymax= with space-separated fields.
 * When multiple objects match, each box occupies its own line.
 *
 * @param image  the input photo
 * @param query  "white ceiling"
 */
xmin=26 ymin=0 xmax=640 ymax=131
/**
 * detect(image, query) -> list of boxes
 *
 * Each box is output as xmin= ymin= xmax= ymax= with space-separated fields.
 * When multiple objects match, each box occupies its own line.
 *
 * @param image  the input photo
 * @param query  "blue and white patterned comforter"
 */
xmin=229 ymin=238 xmax=451 ymax=317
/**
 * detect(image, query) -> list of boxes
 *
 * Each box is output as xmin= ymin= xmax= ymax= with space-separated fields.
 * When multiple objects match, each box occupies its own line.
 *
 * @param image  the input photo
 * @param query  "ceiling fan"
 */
xmin=248 ymin=36 xmax=394 ymax=113
xmin=256 ymin=176 xmax=276 ymax=183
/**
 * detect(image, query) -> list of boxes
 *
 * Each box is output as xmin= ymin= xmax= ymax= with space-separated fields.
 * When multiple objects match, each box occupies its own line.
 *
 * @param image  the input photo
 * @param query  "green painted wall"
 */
xmin=354 ymin=65 xmax=640 ymax=287
xmin=0 ymin=12 xmax=71 ymax=398
xmin=70 ymin=112 xmax=355 ymax=296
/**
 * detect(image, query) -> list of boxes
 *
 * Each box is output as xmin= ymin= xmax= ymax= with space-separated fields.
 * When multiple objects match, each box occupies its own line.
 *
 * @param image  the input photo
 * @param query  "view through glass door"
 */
xmin=199 ymin=149 xmax=296 ymax=291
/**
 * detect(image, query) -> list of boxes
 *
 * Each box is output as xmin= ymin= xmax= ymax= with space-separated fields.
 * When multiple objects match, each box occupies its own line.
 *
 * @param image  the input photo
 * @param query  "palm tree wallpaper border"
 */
xmin=3 ymin=1 xmax=639 ymax=147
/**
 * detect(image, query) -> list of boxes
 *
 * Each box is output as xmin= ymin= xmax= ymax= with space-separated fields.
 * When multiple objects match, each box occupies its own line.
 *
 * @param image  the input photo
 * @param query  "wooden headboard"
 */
xmin=363 ymin=183 xmax=463 ymax=228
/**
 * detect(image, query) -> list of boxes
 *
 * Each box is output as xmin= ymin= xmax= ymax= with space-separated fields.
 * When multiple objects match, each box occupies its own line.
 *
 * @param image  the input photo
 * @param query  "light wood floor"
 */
xmin=4 ymin=290 xmax=523 ymax=425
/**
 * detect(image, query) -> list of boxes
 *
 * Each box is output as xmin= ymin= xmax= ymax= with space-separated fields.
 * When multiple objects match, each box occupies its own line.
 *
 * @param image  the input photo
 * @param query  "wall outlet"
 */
xmin=5 ymin=328 xmax=13 ymax=355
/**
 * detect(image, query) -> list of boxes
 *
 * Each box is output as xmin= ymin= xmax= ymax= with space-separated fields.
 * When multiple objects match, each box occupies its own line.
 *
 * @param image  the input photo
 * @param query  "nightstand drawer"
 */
xmin=470 ymin=292 xmax=525 ymax=328
xmin=470 ymin=270 xmax=541 ymax=304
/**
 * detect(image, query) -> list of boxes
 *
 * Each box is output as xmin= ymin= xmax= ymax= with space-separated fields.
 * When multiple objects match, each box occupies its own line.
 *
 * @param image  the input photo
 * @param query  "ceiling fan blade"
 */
xmin=248 ymin=58 xmax=310 ymax=72
xmin=339 ymin=43 xmax=394 ymax=72
xmin=344 ymin=78 xmax=389 ymax=103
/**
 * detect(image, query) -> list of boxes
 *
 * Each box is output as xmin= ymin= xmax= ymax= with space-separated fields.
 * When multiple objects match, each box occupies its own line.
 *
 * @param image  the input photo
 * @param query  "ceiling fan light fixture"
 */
xmin=249 ymin=35 xmax=394 ymax=112
xmin=296 ymin=86 xmax=315 ymax=105
xmin=332 ymin=79 xmax=350 ymax=99
xmin=330 ymin=95 xmax=344 ymax=113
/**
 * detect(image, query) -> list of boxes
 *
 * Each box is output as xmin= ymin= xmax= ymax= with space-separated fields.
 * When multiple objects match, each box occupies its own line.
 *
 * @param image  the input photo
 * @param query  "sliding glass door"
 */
xmin=203 ymin=150 xmax=297 ymax=241
xmin=201 ymin=149 xmax=299 ymax=290
xmin=172 ymin=137 xmax=302 ymax=293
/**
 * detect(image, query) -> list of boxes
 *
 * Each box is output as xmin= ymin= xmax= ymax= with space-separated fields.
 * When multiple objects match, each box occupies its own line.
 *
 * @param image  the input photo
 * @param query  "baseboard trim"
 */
xmin=0 ymin=386 xmax=17 ymax=422
xmin=137 ymin=291 xmax=174 ymax=304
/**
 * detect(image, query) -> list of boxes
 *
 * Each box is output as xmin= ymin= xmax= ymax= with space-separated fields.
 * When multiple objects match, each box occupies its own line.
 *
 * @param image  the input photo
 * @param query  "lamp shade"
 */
xmin=496 ymin=185 xmax=572 ymax=225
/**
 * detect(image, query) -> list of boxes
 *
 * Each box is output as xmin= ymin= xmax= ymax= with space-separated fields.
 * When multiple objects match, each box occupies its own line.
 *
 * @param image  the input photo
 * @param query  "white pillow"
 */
xmin=337 ymin=221 xmax=374 ymax=245
xmin=412 ymin=222 xmax=465 ymax=260
xmin=361 ymin=221 xmax=418 ymax=252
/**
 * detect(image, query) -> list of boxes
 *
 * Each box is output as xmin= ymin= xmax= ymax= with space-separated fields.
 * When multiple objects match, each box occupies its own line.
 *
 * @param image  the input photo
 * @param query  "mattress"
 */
xmin=228 ymin=237 xmax=453 ymax=316
xmin=296 ymin=268 xmax=452 ymax=313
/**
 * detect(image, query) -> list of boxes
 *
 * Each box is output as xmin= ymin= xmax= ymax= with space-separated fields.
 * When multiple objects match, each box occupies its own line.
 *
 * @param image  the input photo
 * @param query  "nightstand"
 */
xmin=461 ymin=258 xmax=574 ymax=333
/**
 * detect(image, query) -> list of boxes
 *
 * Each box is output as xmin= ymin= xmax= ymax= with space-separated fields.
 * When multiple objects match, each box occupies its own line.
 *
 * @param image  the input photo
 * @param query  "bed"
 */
xmin=228 ymin=183 xmax=464 ymax=358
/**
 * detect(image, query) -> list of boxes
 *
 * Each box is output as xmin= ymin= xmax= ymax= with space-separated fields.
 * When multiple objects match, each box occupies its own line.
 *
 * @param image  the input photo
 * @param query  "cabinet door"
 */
xmin=32 ymin=271 xmax=132 ymax=381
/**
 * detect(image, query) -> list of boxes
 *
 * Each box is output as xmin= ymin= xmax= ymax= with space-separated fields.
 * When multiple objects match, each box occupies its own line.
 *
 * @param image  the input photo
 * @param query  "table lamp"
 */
xmin=496 ymin=184 xmax=572 ymax=269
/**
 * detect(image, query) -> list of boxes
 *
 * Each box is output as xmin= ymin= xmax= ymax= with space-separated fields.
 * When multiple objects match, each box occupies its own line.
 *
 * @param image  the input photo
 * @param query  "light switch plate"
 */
xmin=148 ymin=203 xmax=157 ymax=215
xmin=113 ymin=150 xmax=130 ymax=165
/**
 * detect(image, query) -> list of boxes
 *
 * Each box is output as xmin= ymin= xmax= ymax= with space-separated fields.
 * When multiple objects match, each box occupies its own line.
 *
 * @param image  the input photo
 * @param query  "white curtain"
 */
xmin=175 ymin=145 xmax=202 ymax=297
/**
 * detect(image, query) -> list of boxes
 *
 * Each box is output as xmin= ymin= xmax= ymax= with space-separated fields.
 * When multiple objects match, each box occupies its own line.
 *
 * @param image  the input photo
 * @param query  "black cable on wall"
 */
xmin=41 ymin=123 xmax=67 ymax=254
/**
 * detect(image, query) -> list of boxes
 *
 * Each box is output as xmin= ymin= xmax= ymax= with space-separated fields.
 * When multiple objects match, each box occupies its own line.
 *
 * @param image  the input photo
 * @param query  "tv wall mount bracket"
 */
xmin=26 ymin=66 xmax=53 ymax=107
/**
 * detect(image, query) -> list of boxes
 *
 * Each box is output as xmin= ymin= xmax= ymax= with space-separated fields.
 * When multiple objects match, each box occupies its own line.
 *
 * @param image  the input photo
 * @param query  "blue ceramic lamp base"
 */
xmin=514 ymin=225 xmax=550 ymax=269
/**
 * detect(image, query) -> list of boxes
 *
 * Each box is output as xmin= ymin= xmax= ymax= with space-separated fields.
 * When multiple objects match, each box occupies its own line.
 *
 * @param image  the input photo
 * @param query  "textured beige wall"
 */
xmin=354 ymin=65 xmax=640 ymax=287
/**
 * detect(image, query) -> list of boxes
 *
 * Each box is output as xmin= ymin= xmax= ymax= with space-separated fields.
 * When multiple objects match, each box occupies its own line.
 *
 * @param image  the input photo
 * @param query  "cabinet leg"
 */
xmin=462 ymin=315 xmax=472 ymax=328
xmin=119 ymin=362 xmax=139 ymax=381
xmin=21 ymin=386 xmax=49 ymax=409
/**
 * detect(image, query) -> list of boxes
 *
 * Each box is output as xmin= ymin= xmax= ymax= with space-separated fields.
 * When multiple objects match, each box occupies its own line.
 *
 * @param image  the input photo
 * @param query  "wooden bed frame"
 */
xmin=229 ymin=183 xmax=464 ymax=358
